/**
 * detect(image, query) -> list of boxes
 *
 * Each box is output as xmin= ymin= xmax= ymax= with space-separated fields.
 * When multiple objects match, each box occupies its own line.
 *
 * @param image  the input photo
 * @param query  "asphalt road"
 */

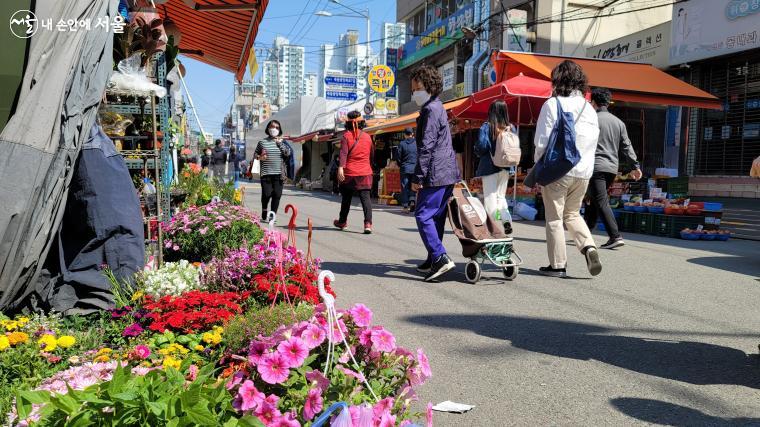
xmin=244 ymin=184 xmax=760 ymax=426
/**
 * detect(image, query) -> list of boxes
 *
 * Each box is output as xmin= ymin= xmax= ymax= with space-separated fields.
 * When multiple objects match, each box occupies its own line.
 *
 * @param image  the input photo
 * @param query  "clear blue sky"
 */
xmin=181 ymin=0 xmax=398 ymax=137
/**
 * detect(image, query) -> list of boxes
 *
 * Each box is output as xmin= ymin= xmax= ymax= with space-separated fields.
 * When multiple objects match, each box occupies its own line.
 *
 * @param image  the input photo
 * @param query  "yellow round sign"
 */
xmin=386 ymin=99 xmax=398 ymax=113
xmin=374 ymin=98 xmax=386 ymax=111
xmin=368 ymin=65 xmax=395 ymax=93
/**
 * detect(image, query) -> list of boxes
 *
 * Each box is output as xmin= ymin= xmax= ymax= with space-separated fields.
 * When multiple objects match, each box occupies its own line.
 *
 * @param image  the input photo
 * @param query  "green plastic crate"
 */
xmin=636 ymin=213 xmax=655 ymax=234
xmin=618 ymin=211 xmax=637 ymax=232
xmin=662 ymin=215 xmax=705 ymax=237
xmin=667 ymin=177 xmax=689 ymax=195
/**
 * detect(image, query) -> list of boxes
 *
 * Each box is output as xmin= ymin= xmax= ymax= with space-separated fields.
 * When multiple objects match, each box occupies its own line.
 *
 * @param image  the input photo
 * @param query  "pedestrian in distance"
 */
xmin=474 ymin=100 xmax=515 ymax=235
xmin=255 ymin=120 xmax=292 ymax=222
xmin=333 ymin=111 xmax=374 ymax=234
xmin=397 ymin=127 xmax=418 ymax=213
xmin=585 ymin=87 xmax=643 ymax=249
xmin=228 ymin=145 xmax=240 ymax=188
xmin=201 ymin=147 xmax=212 ymax=171
xmin=211 ymin=139 xmax=227 ymax=181
xmin=534 ymin=60 xmax=602 ymax=278
xmin=410 ymin=65 xmax=460 ymax=282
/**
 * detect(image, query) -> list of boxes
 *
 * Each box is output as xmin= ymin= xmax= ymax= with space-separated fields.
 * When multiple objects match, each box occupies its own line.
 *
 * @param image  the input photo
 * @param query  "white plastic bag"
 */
xmin=107 ymin=53 xmax=167 ymax=97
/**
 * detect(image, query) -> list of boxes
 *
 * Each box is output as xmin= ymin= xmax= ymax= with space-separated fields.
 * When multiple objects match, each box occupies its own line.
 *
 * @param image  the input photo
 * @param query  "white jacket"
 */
xmin=533 ymin=93 xmax=600 ymax=180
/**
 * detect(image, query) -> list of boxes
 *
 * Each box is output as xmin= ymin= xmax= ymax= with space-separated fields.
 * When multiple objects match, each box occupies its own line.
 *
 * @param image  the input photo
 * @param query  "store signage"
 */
xmin=325 ymin=90 xmax=357 ymax=101
xmin=374 ymin=98 xmax=386 ymax=111
xmin=669 ymin=0 xmax=760 ymax=65
xmin=439 ymin=60 xmax=456 ymax=91
xmin=368 ymin=65 xmax=395 ymax=93
xmin=324 ymin=74 xmax=357 ymax=88
xmin=747 ymin=99 xmax=760 ymax=109
xmin=385 ymin=48 xmax=399 ymax=98
xmin=743 ymin=123 xmax=760 ymax=138
xmin=455 ymin=82 xmax=465 ymax=98
xmin=588 ymin=22 xmax=670 ymax=69
xmin=504 ymin=9 xmax=529 ymax=51
xmin=386 ymin=99 xmax=398 ymax=114
xmin=363 ymin=102 xmax=374 ymax=115
xmin=704 ymin=127 xmax=713 ymax=140
xmin=398 ymin=2 xmax=475 ymax=69
xmin=721 ymin=125 xmax=731 ymax=139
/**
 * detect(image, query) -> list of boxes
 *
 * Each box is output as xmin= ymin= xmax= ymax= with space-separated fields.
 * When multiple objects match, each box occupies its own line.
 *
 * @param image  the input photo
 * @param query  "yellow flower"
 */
xmin=202 ymin=332 xmax=214 ymax=344
xmin=0 ymin=336 xmax=10 ymax=351
xmin=162 ymin=356 xmax=181 ymax=370
xmin=16 ymin=317 xmax=30 ymax=327
xmin=131 ymin=291 xmax=144 ymax=301
xmin=213 ymin=326 xmax=224 ymax=334
xmin=4 ymin=321 xmax=19 ymax=331
xmin=194 ymin=345 xmax=205 ymax=351
xmin=211 ymin=333 xmax=222 ymax=345
xmin=8 ymin=332 xmax=28 ymax=345
xmin=97 ymin=347 xmax=113 ymax=355
xmin=94 ymin=355 xmax=110 ymax=363
xmin=38 ymin=334 xmax=57 ymax=352
xmin=56 ymin=336 xmax=76 ymax=349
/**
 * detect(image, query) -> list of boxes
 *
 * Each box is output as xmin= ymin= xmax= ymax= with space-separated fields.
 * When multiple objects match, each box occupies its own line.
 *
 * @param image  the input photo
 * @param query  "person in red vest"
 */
xmin=333 ymin=111 xmax=374 ymax=234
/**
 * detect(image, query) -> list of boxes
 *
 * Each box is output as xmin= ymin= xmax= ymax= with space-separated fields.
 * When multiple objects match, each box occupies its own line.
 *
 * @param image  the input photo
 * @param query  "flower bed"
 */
xmin=3 ymin=202 xmax=430 ymax=426
xmin=162 ymin=202 xmax=264 ymax=262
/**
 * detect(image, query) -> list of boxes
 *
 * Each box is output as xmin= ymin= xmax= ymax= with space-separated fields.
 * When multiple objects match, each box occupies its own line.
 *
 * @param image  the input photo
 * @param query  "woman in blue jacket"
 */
xmin=474 ymin=101 xmax=514 ymax=235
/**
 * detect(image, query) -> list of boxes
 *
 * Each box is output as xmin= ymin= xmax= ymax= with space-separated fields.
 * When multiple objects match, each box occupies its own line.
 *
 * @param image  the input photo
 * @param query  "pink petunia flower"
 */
xmin=427 ymin=402 xmax=434 ymax=427
xmin=277 ymin=337 xmax=309 ymax=368
xmin=187 ymin=364 xmax=199 ymax=381
xmin=247 ymin=341 xmax=270 ymax=365
xmin=305 ymin=370 xmax=330 ymax=390
xmin=358 ymin=328 xmax=372 ymax=347
xmin=417 ymin=348 xmax=432 ymax=378
xmin=301 ymin=324 xmax=326 ymax=349
xmin=134 ymin=345 xmax=151 ymax=359
xmin=269 ymin=412 xmax=300 ymax=427
xmin=378 ymin=410 xmax=397 ymax=427
xmin=237 ymin=380 xmax=265 ymax=412
xmin=255 ymin=400 xmax=281 ymax=425
xmin=349 ymin=303 xmax=373 ymax=327
xmin=373 ymin=397 xmax=394 ymax=418
xmin=370 ymin=327 xmax=396 ymax=353
xmin=337 ymin=365 xmax=365 ymax=382
xmin=303 ymin=387 xmax=323 ymax=421
xmin=257 ymin=352 xmax=290 ymax=384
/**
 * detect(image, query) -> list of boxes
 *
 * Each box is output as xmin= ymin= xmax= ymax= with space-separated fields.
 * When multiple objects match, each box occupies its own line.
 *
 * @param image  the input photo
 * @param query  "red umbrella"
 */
xmin=451 ymin=73 xmax=552 ymax=125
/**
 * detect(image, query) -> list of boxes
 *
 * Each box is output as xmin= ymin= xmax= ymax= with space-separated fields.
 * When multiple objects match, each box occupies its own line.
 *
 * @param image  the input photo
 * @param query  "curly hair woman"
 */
xmin=408 ymin=65 xmax=460 ymax=282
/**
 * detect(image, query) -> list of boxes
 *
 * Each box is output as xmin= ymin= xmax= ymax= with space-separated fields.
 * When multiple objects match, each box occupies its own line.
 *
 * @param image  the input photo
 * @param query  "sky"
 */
xmin=181 ymin=0 xmax=398 ymax=138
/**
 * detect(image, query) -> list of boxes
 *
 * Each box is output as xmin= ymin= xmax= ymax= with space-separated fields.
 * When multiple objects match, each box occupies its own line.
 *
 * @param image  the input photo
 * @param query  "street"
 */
xmin=245 ymin=184 xmax=760 ymax=426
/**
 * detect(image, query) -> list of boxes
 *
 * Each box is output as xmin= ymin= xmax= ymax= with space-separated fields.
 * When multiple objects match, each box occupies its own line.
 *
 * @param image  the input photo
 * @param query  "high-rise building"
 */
xmin=318 ymin=29 xmax=378 ymax=101
xmin=304 ymin=72 xmax=318 ymax=97
xmin=380 ymin=22 xmax=406 ymax=64
xmin=260 ymin=36 xmax=305 ymax=108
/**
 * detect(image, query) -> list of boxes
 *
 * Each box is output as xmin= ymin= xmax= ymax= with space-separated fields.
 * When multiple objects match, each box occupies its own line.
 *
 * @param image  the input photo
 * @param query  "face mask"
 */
xmin=269 ymin=128 xmax=280 ymax=137
xmin=412 ymin=90 xmax=431 ymax=107
xmin=205 ymin=150 xmax=211 ymax=155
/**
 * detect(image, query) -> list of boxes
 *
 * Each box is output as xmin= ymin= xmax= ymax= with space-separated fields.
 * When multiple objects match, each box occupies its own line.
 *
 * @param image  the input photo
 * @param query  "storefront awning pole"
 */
xmin=513 ymin=97 xmax=521 ymax=208
xmin=176 ymin=60 xmax=209 ymax=156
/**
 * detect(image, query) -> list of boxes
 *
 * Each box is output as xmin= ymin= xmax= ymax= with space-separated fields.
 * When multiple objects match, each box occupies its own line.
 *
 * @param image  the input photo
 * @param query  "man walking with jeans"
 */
xmin=409 ymin=65 xmax=460 ymax=282
xmin=397 ymin=127 xmax=417 ymax=212
xmin=586 ymin=88 xmax=642 ymax=249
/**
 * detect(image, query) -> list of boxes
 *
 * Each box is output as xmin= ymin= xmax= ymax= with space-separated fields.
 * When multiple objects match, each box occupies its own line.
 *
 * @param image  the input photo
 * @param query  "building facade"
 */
xmin=318 ymin=30 xmax=378 ymax=102
xmin=304 ymin=72 xmax=318 ymax=97
xmin=260 ymin=36 xmax=305 ymax=108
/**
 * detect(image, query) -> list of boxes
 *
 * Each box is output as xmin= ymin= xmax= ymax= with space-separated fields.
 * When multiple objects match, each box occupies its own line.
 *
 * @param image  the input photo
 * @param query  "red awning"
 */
xmin=451 ymin=74 xmax=552 ymax=124
xmin=492 ymin=51 xmax=722 ymax=110
xmin=158 ymin=0 xmax=268 ymax=82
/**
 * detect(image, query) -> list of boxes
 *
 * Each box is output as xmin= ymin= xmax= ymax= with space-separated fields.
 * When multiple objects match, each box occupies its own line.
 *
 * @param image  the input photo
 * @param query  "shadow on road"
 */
xmin=610 ymin=397 xmax=760 ymax=426
xmin=687 ymin=256 xmax=760 ymax=278
xmin=404 ymin=314 xmax=760 ymax=389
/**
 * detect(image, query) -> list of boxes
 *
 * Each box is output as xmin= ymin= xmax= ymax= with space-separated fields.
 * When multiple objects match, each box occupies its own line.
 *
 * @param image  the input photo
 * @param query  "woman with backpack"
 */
xmin=333 ymin=111 xmax=374 ymax=234
xmin=474 ymin=100 xmax=517 ymax=235
xmin=534 ymin=60 xmax=602 ymax=278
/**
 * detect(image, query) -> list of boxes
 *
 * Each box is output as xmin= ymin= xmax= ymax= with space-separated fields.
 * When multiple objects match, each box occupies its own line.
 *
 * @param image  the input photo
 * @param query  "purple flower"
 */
xmin=257 ymin=352 xmax=290 ymax=384
xmin=277 ymin=337 xmax=309 ymax=368
xmin=122 ymin=323 xmax=144 ymax=337
xmin=236 ymin=380 xmax=264 ymax=412
xmin=305 ymin=370 xmax=330 ymax=390
xmin=303 ymin=387 xmax=323 ymax=420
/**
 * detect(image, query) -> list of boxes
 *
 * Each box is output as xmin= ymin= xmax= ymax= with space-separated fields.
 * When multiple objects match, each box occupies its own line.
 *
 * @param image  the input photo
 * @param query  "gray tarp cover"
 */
xmin=0 ymin=0 xmax=117 ymax=312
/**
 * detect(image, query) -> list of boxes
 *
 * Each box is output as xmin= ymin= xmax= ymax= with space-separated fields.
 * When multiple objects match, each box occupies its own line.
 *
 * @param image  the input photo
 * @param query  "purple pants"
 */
xmin=415 ymin=185 xmax=454 ymax=260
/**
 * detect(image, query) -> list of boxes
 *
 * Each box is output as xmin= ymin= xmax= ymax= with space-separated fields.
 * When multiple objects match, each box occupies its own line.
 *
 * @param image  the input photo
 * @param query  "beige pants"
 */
xmin=542 ymin=176 xmax=596 ymax=269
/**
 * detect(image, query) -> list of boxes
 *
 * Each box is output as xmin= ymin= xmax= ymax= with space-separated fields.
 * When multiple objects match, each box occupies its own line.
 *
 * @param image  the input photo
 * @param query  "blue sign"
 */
xmin=747 ymin=99 xmax=760 ymax=109
xmin=325 ymin=90 xmax=358 ymax=101
xmin=726 ymin=0 xmax=760 ymax=20
xmin=385 ymin=48 xmax=399 ymax=98
xmin=324 ymin=75 xmax=357 ymax=88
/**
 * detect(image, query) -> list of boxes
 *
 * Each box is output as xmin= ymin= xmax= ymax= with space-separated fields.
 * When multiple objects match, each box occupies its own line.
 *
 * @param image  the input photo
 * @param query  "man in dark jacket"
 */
xmin=587 ymin=88 xmax=642 ymax=249
xmin=410 ymin=65 xmax=460 ymax=282
xmin=397 ymin=127 xmax=418 ymax=212
xmin=211 ymin=139 xmax=227 ymax=181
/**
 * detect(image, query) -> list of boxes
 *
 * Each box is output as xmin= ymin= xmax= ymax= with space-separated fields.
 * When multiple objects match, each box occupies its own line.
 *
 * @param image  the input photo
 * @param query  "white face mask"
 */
xmin=269 ymin=128 xmax=280 ymax=137
xmin=412 ymin=90 xmax=431 ymax=107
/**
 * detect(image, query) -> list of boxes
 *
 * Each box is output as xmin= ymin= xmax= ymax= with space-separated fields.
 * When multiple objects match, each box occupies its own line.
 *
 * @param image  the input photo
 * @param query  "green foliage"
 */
xmin=175 ymin=165 xmax=239 ymax=207
xmin=223 ymin=303 xmax=315 ymax=354
xmin=18 ymin=364 xmax=264 ymax=427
